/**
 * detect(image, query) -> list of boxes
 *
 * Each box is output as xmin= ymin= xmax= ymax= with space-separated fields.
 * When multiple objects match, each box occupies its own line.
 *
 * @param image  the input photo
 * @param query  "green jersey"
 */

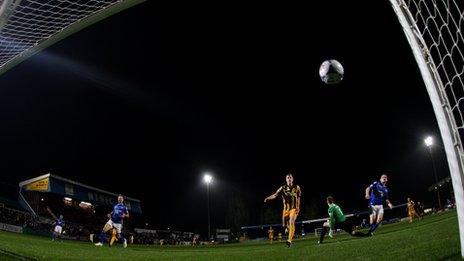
xmin=328 ymin=203 xmax=346 ymax=229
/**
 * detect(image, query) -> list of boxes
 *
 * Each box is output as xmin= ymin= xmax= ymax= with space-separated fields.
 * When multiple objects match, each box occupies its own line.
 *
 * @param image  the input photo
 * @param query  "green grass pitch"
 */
xmin=0 ymin=210 xmax=461 ymax=260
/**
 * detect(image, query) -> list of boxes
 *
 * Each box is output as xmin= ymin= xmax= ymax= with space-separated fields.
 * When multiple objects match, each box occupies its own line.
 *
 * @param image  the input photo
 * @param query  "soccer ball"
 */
xmin=319 ymin=59 xmax=344 ymax=85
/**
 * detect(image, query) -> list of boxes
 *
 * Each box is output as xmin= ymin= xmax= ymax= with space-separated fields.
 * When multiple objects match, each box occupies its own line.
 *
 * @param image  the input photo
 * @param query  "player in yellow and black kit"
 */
xmin=264 ymin=173 xmax=301 ymax=247
xmin=267 ymin=227 xmax=274 ymax=244
xmin=407 ymin=197 xmax=420 ymax=223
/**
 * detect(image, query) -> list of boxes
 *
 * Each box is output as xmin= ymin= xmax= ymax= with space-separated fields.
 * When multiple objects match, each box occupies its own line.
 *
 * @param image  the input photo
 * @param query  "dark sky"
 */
xmin=0 ymin=1 xmax=452 ymax=234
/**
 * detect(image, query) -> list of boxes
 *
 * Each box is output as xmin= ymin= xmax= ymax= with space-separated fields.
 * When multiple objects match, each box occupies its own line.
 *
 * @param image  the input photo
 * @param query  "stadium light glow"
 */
xmin=425 ymin=136 xmax=433 ymax=147
xmin=64 ymin=197 xmax=72 ymax=201
xmin=203 ymin=174 xmax=213 ymax=184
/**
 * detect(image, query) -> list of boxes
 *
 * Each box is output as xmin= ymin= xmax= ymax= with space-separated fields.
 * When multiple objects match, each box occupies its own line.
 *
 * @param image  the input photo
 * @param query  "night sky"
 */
xmin=0 ymin=1 xmax=452 ymax=234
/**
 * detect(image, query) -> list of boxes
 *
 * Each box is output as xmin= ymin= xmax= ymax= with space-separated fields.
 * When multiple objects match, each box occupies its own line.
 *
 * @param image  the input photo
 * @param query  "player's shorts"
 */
xmin=369 ymin=205 xmax=384 ymax=216
xmin=282 ymin=208 xmax=297 ymax=218
xmin=54 ymin=225 xmax=62 ymax=234
xmin=408 ymin=210 xmax=417 ymax=216
xmin=106 ymin=219 xmax=123 ymax=234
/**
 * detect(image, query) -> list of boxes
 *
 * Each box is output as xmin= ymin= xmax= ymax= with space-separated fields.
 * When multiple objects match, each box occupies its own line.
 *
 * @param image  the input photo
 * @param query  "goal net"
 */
xmin=0 ymin=0 xmax=145 ymax=76
xmin=389 ymin=0 xmax=464 ymax=256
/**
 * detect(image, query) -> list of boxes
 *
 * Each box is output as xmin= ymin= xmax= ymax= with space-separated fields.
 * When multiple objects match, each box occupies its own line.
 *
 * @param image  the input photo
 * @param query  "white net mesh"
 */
xmin=0 ymin=0 xmax=139 ymax=73
xmin=403 ymin=0 xmax=464 ymax=143
xmin=394 ymin=1 xmax=464 ymax=256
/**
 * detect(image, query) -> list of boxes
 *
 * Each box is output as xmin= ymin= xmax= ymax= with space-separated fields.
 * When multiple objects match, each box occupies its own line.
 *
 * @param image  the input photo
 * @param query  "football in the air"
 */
xmin=319 ymin=59 xmax=344 ymax=85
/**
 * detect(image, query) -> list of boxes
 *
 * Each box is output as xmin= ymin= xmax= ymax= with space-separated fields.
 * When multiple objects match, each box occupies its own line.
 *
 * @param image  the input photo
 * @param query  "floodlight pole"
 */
xmin=428 ymin=146 xmax=442 ymax=210
xmin=203 ymin=174 xmax=212 ymax=241
xmin=207 ymin=182 xmax=211 ymax=241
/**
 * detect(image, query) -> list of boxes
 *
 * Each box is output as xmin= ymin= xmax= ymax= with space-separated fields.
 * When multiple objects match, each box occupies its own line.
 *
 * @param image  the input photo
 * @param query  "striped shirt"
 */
xmin=276 ymin=184 xmax=301 ymax=211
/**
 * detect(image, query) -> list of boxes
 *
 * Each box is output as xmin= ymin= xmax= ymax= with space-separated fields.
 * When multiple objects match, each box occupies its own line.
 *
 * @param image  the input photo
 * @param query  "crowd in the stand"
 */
xmin=0 ymin=206 xmax=32 ymax=226
xmin=0 ymin=206 xmax=85 ymax=238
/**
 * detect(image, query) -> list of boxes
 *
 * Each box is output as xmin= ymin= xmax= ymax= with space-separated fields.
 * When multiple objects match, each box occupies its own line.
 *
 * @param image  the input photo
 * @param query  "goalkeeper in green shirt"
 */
xmin=318 ymin=196 xmax=369 ymax=244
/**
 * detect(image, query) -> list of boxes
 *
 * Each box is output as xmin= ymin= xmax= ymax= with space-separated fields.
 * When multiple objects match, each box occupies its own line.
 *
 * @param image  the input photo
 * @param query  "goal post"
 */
xmin=0 ymin=0 xmax=146 ymax=76
xmin=389 ymin=0 xmax=464 ymax=256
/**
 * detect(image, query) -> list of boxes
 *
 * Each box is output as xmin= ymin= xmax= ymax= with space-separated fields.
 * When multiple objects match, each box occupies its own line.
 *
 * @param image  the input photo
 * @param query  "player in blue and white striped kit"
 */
xmin=364 ymin=174 xmax=393 ymax=235
xmin=94 ymin=195 xmax=129 ymax=248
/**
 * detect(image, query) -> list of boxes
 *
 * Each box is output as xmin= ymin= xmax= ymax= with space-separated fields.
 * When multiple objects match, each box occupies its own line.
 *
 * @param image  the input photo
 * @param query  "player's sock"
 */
xmin=109 ymin=229 xmax=117 ymax=246
xmin=110 ymin=235 xmax=117 ymax=246
xmin=99 ymin=232 xmax=106 ymax=244
xmin=288 ymin=224 xmax=294 ymax=243
xmin=119 ymin=236 xmax=127 ymax=248
xmin=52 ymin=233 xmax=55 ymax=241
xmin=319 ymin=227 xmax=328 ymax=243
xmin=368 ymin=222 xmax=379 ymax=234
xmin=291 ymin=224 xmax=295 ymax=241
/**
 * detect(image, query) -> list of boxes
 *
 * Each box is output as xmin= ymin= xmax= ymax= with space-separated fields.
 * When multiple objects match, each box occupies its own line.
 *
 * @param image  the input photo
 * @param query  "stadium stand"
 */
xmin=0 ymin=173 xmax=197 ymax=245
xmin=15 ymin=174 xmax=142 ymax=240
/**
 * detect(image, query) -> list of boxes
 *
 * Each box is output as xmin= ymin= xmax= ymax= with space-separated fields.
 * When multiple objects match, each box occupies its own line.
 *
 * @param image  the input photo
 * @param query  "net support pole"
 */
xmin=389 ymin=0 xmax=464 ymax=257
